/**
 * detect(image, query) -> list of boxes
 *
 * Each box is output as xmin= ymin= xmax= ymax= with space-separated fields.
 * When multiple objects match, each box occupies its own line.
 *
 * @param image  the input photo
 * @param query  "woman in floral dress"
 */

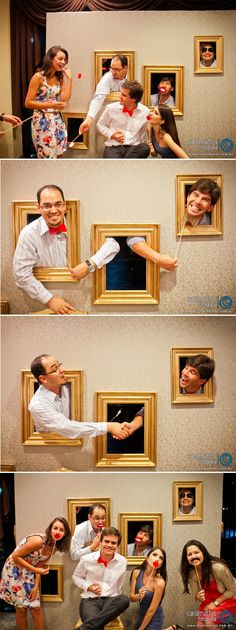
xmin=0 ymin=517 xmax=71 ymax=630
xmin=25 ymin=46 xmax=72 ymax=159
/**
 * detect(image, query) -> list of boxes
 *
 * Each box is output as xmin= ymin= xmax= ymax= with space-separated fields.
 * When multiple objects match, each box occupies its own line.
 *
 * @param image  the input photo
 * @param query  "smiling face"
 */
xmin=110 ymin=57 xmax=127 ymax=80
xmin=38 ymin=187 xmax=66 ymax=229
xmin=51 ymin=519 xmax=66 ymax=542
xmin=89 ymin=507 xmax=106 ymax=533
xmin=179 ymin=489 xmax=194 ymax=513
xmin=180 ymin=363 xmax=206 ymax=394
xmin=51 ymin=50 xmax=67 ymax=73
xmin=200 ymin=43 xmax=215 ymax=66
xmin=39 ymin=356 xmax=67 ymax=392
xmin=149 ymin=107 xmax=164 ymax=125
xmin=186 ymin=189 xmax=214 ymax=223
xmin=147 ymin=548 xmax=164 ymax=569
xmin=186 ymin=544 xmax=204 ymax=566
xmin=100 ymin=534 xmax=118 ymax=560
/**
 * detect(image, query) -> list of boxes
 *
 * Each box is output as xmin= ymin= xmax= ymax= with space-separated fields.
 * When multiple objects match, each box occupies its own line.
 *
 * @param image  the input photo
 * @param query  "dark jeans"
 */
xmin=79 ymin=594 xmax=129 ymax=630
xmin=103 ymin=144 xmax=150 ymax=159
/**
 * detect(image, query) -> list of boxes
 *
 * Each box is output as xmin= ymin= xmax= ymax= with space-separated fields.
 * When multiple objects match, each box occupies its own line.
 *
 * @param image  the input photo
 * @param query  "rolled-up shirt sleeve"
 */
xmin=90 ymin=238 xmax=120 ymax=269
xmin=126 ymin=236 xmax=146 ymax=249
xmin=28 ymin=401 xmax=107 ymax=439
xmin=13 ymin=234 xmax=53 ymax=304
xmin=87 ymin=73 xmax=116 ymax=120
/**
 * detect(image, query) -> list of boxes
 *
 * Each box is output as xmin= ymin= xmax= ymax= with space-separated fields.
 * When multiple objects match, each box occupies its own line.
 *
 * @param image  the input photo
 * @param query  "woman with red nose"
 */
xmin=130 ymin=547 xmax=167 ymax=629
xmin=0 ymin=517 xmax=71 ymax=630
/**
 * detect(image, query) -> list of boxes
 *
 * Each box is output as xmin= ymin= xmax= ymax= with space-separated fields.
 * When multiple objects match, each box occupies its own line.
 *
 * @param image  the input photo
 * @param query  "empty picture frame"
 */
xmin=173 ymin=481 xmax=203 ymax=521
xmin=176 ymin=174 xmax=223 ymax=236
xmin=95 ymin=392 xmax=156 ymax=468
xmin=13 ymin=200 xmax=80 ymax=281
xmin=94 ymin=51 xmax=135 ymax=101
xmin=171 ymin=348 xmax=214 ymax=404
xmin=67 ymin=497 xmax=111 ymax=532
xmin=143 ymin=65 xmax=184 ymax=115
xmin=63 ymin=112 xmax=89 ymax=150
xmin=93 ymin=224 xmax=160 ymax=304
xmin=21 ymin=370 xmax=83 ymax=445
xmin=194 ymin=36 xmax=223 ymax=74
xmin=119 ymin=512 xmax=162 ymax=565
xmin=40 ymin=564 xmax=64 ymax=602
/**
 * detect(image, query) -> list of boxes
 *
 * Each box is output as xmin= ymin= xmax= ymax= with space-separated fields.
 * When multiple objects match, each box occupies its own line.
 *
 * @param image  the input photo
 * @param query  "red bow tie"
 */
xmin=97 ymin=557 xmax=108 ymax=567
xmin=123 ymin=107 xmax=134 ymax=117
xmin=49 ymin=224 xmax=67 ymax=235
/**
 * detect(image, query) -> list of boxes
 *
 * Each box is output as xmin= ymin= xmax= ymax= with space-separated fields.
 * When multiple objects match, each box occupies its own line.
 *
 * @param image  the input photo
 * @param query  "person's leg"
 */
xmin=15 ymin=607 xmax=28 ymax=630
xmin=30 ymin=606 xmax=44 ymax=630
xmin=79 ymin=595 xmax=129 ymax=630
xmin=124 ymin=143 xmax=150 ymax=158
xmin=103 ymin=146 xmax=124 ymax=159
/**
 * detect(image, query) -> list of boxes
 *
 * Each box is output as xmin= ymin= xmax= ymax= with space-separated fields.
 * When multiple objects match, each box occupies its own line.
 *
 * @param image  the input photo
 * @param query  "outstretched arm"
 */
xmin=127 ymin=239 xmax=177 ymax=271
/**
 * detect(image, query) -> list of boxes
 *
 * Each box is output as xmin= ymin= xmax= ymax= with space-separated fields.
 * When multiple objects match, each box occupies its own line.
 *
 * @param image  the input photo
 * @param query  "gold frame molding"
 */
xmin=194 ymin=36 xmax=223 ymax=74
xmin=94 ymin=51 xmax=135 ymax=102
xmin=173 ymin=481 xmax=203 ymax=521
xmin=93 ymin=224 xmax=160 ymax=305
xmin=176 ymin=175 xmax=223 ymax=236
xmin=171 ymin=347 xmax=214 ymax=404
xmin=119 ymin=512 xmax=162 ymax=565
xmin=21 ymin=370 xmax=83 ymax=446
xmin=95 ymin=392 xmax=156 ymax=468
xmin=1 ymin=300 xmax=10 ymax=314
xmin=67 ymin=497 xmax=111 ymax=532
xmin=13 ymin=200 xmax=80 ymax=281
xmin=63 ymin=112 xmax=89 ymax=150
xmin=40 ymin=564 xmax=63 ymax=602
xmin=143 ymin=65 xmax=184 ymax=115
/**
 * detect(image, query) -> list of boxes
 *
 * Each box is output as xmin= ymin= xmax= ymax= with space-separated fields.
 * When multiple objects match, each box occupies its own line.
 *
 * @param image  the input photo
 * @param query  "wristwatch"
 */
xmin=213 ymin=600 xmax=220 ymax=607
xmin=85 ymin=259 xmax=96 ymax=272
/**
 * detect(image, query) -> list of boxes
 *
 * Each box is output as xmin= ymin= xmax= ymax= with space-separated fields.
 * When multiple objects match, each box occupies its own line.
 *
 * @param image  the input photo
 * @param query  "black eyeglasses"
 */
xmin=201 ymin=47 xmax=214 ymax=53
xmin=43 ymin=362 xmax=63 ymax=375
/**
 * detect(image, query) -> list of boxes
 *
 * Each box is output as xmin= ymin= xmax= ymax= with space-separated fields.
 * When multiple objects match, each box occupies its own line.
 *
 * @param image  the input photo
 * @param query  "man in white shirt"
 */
xmin=28 ymin=354 xmax=132 ymax=440
xmin=97 ymin=80 xmax=150 ymax=159
xmin=13 ymin=185 xmax=76 ymax=314
xmin=71 ymin=503 xmax=107 ymax=562
xmin=79 ymin=55 xmax=128 ymax=134
xmin=72 ymin=527 xmax=129 ymax=630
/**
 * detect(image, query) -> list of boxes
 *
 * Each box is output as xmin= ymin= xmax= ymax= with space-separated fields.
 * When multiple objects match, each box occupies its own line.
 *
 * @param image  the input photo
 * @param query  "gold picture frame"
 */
xmin=1 ymin=300 xmax=10 ymax=314
xmin=67 ymin=497 xmax=111 ymax=532
xmin=171 ymin=347 xmax=214 ymax=404
xmin=93 ymin=224 xmax=160 ymax=305
xmin=63 ymin=112 xmax=89 ymax=150
xmin=194 ymin=36 xmax=223 ymax=74
xmin=21 ymin=370 xmax=83 ymax=446
xmin=94 ymin=51 xmax=135 ymax=102
xmin=176 ymin=175 xmax=223 ymax=236
xmin=13 ymin=200 xmax=80 ymax=281
xmin=143 ymin=65 xmax=184 ymax=115
xmin=119 ymin=512 xmax=162 ymax=565
xmin=40 ymin=564 xmax=63 ymax=602
xmin=173 ymin=481 xmax=203 ymax=521
xmin=95 ymin=392 xmax=156 ymax=468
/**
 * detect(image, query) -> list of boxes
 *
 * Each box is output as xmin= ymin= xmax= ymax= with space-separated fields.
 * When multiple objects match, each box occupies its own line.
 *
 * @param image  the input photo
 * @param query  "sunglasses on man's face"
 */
xmin=179 ymin=492 xmax=193 ymax=499
xmin=201 ymin=47 xmax=214 ymax=53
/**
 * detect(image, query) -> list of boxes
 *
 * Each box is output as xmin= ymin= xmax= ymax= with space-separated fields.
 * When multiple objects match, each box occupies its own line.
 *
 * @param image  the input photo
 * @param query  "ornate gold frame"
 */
xmin=21 ymin=370 xmax=83 ymax=446
xmin=143 ymin=65 xmax=184 ymax=115
xmin=194 ymin=36 xmax=223 ymax=74
xmin=63 ymin=112 xmax=89 ymax=150
xmin=95 ymin=392 xmax=156 ymax=468
xmin=119 ymin=512 xmax=162 ymax=565
xmin=173 ymin=481 xmax=203 ymax=521
xmin=171 ymin=347 xmax=214 ymax=404
xmin=93 ymin=224 xmax=160 ymax=304
xmin=40 ymin=564 xmax=64 ymax=602
xmin=13 ymin=200 xmax=80 ymax=281
xmin=176 ymin=175 xmax=223 ymax=236
xmin=67 ymin=497 xmax=111 ymax=532
xmin=94 ymin=51 xmax=135 ymax=101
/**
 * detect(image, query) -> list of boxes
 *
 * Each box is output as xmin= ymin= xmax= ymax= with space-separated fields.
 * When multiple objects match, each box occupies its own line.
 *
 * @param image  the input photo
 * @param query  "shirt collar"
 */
xmin=38 ymin=215 xmax=67 ymax=236
xmin=39 ymin=384 xmax=67 ymax=401
xmin=118 ymin=102 xmax=142 ymax=113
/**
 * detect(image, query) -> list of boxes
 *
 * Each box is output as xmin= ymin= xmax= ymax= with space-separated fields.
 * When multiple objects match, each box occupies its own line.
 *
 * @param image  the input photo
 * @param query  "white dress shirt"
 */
xmin=90 ymin=236 xmax=146 ymax=269
xmin=28 ymin=384 xmax=107 ymax=439
xmin=70 ymin=521 xmax=98 ymax=561
xmin=127 ymin=542 xmax=152 ymax=556
xmin=87 ymin=71 xmax=127 ymax=119
xmin=13 ymin=216 xmax=67 ymax=304
xmin=150 ymin=94 xmax=175 ymax=107
xmin=97 ymin=102 xmax=149 ymax=146
xmin=72 ymin=550 xmax=127 ymax=598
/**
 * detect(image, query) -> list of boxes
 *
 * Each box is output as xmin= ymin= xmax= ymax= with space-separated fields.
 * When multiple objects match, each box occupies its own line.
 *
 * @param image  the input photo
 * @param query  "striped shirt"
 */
xmin=88 ymin=71 xmax=127 ymax=119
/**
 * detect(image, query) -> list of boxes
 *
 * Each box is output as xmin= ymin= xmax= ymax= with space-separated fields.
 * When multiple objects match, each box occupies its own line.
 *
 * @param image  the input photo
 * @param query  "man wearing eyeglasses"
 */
xmin=28 ymin=354 xmax=132 ymax=440
xmin=200 ymin=42 xmax=216 ymax=68
xmin=79 ymin=55 xmax=128 ymax=135
xmin=71 ymin=503 xmax=107 ymax=562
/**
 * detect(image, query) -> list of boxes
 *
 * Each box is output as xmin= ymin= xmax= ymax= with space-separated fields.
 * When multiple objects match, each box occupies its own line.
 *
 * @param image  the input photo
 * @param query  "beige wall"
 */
xmin=1 ymin=159 xmax=236 ymax=314
xmin=14 ymin=472 xmax=223 ymax=630
xmin=2 ymin=315 xmax=236 ymax=472
xmin=46 ymin=10 xmax=236 ymax=158
xmin=0 ymin=0 xmax=22 ymax=157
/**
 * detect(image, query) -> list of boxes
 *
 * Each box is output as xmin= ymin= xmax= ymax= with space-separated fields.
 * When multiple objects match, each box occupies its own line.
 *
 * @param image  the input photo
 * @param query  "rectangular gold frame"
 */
xmin=94 ymin=51 xmax=135 ymax=101
xmin=95 ymin=392 xmax=156 ymax=468
xmin=143 ymin=65 xmax=184 ymax=115
xmin=63 ymin=112 xmax=89 ymax=150
xmin=194 ymin=36 xmax=223 ymax=74
xmin=119 ymin=512 xmax=162 ymax=565
xmin=93 ymin=224 xmax=160 ymax=305
xmin=171 ymin=347 xmax=214 ymax=404
xmin=173 ymin=481 xmax=203 ymax=521
xmin=21 ymin=370 xmax=83 ymax=445
xmin=13 ymin=200 xmax=80 ymax=281
xmin=176 ymin=175 xmax=223 ymax=236
xmin=67 ymin=497 xmax=111 ymax=532
xmin=40 ymin=564 xmax=63 ymax=602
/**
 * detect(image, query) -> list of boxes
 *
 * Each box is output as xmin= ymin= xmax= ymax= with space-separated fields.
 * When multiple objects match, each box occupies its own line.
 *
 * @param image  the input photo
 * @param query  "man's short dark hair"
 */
xmin=158 ymin=76 xmax=174 ymax=88
xmin=37 ymin=185 xmax=65 ymax=205
xmin=188 ymin=179 xmax=221 ymax=206
xmin=186 ymin=354 xmax=215 ymax=382
xmin=112 ymin=55 xmax=128 ymax=68
xmin=31 ymin=354 xmax=49 ymax=381
xmin=122 ymin=80 xmax=143 ymax=103
xmin=101 ymin=527 xmax=122 ymax=546
xmin=89 ymin=503 xmax=106 ymax=516
xmin=139 ymin=524 xmax=153 ymax=542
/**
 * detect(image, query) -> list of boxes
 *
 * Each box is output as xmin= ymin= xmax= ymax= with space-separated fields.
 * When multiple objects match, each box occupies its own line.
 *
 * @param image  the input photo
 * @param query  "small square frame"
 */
xmin=173 ymin=481 xmax=203 ymax=521
xmin=119 ymin=512 xmax=162 ymax=565
xmin=143 ymin=65 xmax=184 ymax=115
xmin=63 ymin=112 xmax=89 ymax=150
xmin=21 ymin=370 xmax=83 ymax=445
xmin=94 ymin=51 xmax=135 ymax=101
xmin=171 ymin=347 xmax=214 ymax=404
xmin=67 ymin=497 xmax=111 ymax=532
xmin=176 ymin=175 xmax=223 ymax=236
xmin=40 ymin=564 xmax=63 ymax=602
xmin=194 ymin=36 xmax=223 ymax=74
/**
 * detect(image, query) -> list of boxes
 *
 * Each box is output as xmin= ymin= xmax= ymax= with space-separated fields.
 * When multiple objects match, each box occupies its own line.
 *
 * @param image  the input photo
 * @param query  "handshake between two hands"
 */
xmin=111 ymin=421 xmax=134 ymax=441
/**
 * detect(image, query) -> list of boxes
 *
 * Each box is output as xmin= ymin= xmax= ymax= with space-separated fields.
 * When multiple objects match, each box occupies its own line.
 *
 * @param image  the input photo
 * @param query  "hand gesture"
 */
xmin=69 ymin=262 xmax=90 ymax=280
xmin=62 ymin=66 xmax=72 ymax=80
xmin=54 ymin=101 xmax=67 ymax=111
xmin=139 ymin=586 xmax=148 ymax=600
xmin=111 ymin=131 xmax=125 ymax=144
xmin=36 ymin=566 xmax=49 ymax=576
xmin=87 ymin=583 xmax=101 ymax=596
xmin=28 ymin=586 xmax=38 ymax=601
xmin=158 ymin=255 xmax=178 ymax=271
xmin=196 ymin=589 xmax=206 ymax=602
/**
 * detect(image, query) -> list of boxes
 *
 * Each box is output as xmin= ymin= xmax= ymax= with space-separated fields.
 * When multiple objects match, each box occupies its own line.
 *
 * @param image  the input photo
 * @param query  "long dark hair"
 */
xmin=180 ymin=539 xmax=229 ymax=593
xmin=40 ymin=46 xmax=68 ymax=81
xmin=131 ymin=547 xmax=167 ymax=601
xmin=45 ymin=516 xmax=71 ymax=552
xmin=156 ymin=104 xmax=181 ymax=146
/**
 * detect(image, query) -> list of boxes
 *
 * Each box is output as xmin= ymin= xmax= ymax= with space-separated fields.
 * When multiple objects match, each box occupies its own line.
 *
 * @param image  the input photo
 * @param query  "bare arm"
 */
xmin=25 ymin=73 xmax=66 ymax=111
xmin=131 ymin=241 xmax=178 ymax=271
xmin=128 ymin=414 xmax=144 ymax=435
xmin=164 ymin=133 xmax=189 ymax=159
xmin=60 ymin=68 xmax=73 ymax=102
xmin=138 ymin=579 xmax=165 ymax=630
xmin=130 ymin=569 xmax=145 ymax=602
xmin=11 ymin=536 xmax=49 ymax=575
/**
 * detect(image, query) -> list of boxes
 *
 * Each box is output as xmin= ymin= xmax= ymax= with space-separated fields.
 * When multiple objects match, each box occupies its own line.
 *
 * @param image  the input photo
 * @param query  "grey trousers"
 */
xmin=103 ymin=143 xmax=150 ymax=159
xmin=79 ymin=594 xmax=130 ymax=630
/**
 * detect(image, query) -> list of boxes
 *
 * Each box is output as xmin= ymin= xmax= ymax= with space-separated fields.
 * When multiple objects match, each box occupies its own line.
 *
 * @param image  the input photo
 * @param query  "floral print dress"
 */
xmin=0 ymin=534 xmax=50 ymax=608
xmin=31 ymin=74 xmax=67 ymax=159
